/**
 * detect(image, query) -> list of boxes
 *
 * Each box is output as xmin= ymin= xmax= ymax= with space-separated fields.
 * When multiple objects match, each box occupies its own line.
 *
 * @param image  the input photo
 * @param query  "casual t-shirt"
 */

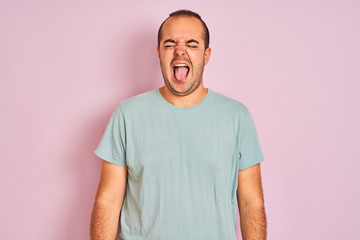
xmin=94 ymin=88 xmax=265 ymax=240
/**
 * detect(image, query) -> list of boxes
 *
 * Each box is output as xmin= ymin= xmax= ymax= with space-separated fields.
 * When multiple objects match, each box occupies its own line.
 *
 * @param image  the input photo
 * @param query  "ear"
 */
xmin=156 ymin=46 xmax=160 ymax=59
xmin=204 ymin=47 xmax=211 ymax=66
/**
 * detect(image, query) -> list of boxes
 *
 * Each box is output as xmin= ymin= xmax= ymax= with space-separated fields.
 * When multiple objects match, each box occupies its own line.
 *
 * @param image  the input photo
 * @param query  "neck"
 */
xmin=159 ymin=84 xmax=208 ymax=108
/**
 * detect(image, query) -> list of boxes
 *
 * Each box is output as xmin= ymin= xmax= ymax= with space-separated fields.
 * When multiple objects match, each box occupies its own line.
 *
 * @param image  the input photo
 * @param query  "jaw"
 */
xmin=160 ymin=58 xmax=205 ymax=95
xmin=167 ymin=71 xmax=205 ymax=96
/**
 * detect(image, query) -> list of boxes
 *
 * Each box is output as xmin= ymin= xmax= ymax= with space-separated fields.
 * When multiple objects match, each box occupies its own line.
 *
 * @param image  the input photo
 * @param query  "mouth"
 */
xmin=173 ymin=63 xmax=190 ymax=82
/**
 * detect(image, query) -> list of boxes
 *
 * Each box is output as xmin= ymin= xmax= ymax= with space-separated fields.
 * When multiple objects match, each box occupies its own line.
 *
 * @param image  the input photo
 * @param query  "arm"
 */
xmin=237 ymin=163 xmax=267 ymax=240
xmin=90 ymin=160 xmax=128 ymax=240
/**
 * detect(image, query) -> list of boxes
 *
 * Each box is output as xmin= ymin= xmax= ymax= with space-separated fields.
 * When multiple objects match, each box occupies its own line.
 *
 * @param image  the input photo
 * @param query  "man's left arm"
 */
xmin=237 ymin=163 xmax=267 ymax=240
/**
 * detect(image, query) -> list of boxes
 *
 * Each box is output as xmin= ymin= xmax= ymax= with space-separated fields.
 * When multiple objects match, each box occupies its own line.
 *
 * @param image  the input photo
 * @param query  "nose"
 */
xmin=174 ymin=44 xmax=186 ymax=56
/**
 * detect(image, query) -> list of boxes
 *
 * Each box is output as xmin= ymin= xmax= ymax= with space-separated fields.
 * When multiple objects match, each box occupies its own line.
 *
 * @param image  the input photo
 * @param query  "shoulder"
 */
xmin=116 ymin=88 xmax=158 ymax=114
xmin=209 ymin=89 xmax=250 ymax=115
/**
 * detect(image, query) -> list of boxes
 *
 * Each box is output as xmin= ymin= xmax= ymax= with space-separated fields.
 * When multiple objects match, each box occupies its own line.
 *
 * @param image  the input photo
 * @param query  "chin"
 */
xmin=170 ymin=86 xmax=189 ymax=95
xmin=170 ymin=83 xmax=199 ymax=96
xmin=166 ymin=82 xmax=189 ymax=95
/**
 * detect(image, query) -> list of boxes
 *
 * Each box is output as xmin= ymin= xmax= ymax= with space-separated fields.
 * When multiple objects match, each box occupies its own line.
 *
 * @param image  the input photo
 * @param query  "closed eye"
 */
xmin=164 ymin=44 xmax=175 ymax=48
xmin=163 ymin=39 xmax=176 ymax=48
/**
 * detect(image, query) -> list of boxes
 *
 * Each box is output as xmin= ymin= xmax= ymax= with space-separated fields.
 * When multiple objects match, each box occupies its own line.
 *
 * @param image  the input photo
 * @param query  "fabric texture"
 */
xmin=94 ymin=88 xmax=264 ymax=240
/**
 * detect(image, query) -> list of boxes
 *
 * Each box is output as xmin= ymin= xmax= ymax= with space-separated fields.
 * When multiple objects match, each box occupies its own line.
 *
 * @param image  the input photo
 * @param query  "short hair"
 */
xmin=157 ymin=9 xmax=210 ymax=49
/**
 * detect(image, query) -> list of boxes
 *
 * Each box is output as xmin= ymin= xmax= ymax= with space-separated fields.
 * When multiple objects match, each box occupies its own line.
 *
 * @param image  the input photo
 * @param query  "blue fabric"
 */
xmin=94 ymin=88 xmax=264 ymax=240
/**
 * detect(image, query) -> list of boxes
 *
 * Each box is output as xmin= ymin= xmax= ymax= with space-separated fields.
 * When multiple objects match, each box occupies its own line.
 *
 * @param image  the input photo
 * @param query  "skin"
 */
xmin=238 ymin=163 xmax=267 ymax=239
xmin=157 ymin=16 xmax=211 ymax=108
xmin=90 ymin=15 xmax=267 ymax=240
xmin=90 ymin=161 xmax=127 ymax=240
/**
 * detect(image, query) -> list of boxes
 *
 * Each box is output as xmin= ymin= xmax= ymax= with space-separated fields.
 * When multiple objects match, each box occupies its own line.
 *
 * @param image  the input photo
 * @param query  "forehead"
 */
xmin=161 ymin=16 xmax=204 ymax=43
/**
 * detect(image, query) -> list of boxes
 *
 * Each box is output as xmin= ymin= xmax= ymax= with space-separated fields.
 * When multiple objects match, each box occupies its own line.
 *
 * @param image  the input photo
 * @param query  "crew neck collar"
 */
xmin=156 ymin=88 xmax=211 ymax=110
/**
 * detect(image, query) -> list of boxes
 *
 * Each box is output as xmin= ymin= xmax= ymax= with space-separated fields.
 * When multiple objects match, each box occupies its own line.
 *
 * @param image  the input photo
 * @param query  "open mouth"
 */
xmin=173 ymin=64 xmax=189 ymax=82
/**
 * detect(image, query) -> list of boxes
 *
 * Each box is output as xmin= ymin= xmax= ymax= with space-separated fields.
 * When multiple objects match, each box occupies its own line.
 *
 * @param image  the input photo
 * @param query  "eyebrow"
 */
xmin=163 ymin=39 xmax=176 ymax=44
xmin=187 ymin=39 xmax=199 ymax=44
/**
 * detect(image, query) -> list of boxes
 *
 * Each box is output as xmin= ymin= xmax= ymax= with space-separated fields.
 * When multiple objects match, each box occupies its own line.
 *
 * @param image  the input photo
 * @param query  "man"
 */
xmin=91 ymin=10 xmax=267 ymax=240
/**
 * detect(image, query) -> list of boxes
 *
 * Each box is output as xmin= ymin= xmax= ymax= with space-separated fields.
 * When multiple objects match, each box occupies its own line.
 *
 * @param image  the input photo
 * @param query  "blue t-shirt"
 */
xmin=94 ymin=88 xmax=264 ymax=240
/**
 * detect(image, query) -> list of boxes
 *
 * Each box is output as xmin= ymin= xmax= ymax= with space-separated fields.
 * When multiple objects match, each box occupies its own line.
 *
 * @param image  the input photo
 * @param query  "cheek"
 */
xmin=161 ymin=54 xmax=172 ymax=64
xmin=160 ymin=58 xmax=173 ymax=74
xmin=189 ymin=51 xmax=204 ymax=61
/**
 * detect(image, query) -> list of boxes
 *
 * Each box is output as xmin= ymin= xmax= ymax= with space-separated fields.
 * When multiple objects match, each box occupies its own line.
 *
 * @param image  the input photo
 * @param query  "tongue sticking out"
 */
xmin=174 ymin=67 xmax=189 ymax=81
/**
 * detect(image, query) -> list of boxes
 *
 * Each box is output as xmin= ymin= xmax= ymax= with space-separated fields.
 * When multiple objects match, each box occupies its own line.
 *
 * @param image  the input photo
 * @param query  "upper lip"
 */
xmin=171 ymin=60 xmax=190 ymax=69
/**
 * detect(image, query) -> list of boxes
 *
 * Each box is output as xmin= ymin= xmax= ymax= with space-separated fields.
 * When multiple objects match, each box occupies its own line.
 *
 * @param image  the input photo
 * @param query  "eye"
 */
xmin=188 ymin=45 xmax=198 ymax=49
xmin=164 ymin=45 xmax=174 ymax=48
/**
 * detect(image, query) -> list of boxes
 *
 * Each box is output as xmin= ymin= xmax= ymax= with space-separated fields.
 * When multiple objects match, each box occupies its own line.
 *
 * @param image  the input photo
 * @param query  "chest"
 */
xmin=124 ymin=111 xmax=238 ymax=178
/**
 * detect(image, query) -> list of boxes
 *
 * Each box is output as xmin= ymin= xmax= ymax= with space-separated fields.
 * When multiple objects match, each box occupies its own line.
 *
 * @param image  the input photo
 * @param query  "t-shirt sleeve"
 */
xmin=238 ymin=107 xmax=264 ymax=171
xmin=94 ymin=105 xmax=127 ymax=166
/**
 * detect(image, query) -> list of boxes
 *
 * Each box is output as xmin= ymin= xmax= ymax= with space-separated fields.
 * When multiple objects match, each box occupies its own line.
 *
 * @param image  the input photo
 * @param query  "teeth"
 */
xmin=175 ymin=64 xmax=187 ymax=67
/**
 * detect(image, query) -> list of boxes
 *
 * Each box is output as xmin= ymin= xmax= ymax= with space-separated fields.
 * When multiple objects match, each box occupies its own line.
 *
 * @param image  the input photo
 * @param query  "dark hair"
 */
xmin=157 ymin=9 xmax=210 ymax=49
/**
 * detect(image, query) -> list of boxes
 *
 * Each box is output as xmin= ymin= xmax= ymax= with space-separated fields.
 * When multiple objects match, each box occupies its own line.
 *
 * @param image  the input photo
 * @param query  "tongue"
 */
xmin=174 ymin=67 xmax=188 ymax=81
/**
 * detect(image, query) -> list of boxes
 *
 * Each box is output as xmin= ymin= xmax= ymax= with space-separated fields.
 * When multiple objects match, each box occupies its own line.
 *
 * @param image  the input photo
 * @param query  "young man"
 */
xmin=91 ymin=10 xmax=267 ymax=240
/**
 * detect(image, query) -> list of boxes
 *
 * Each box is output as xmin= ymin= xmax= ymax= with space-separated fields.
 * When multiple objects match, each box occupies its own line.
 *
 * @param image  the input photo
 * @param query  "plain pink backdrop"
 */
xmin=1 ymin=1 xmax=359 ymax=239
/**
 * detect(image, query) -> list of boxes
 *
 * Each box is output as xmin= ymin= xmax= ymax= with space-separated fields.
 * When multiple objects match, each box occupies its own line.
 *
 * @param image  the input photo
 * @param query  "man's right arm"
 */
xmin=90 ymin=160 xmax=127 ymax=240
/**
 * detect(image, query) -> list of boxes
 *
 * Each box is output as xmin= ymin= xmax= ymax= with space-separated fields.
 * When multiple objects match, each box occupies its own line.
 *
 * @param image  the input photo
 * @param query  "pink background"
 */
xmin=1 ymin=1 xmax=359 ymax=239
